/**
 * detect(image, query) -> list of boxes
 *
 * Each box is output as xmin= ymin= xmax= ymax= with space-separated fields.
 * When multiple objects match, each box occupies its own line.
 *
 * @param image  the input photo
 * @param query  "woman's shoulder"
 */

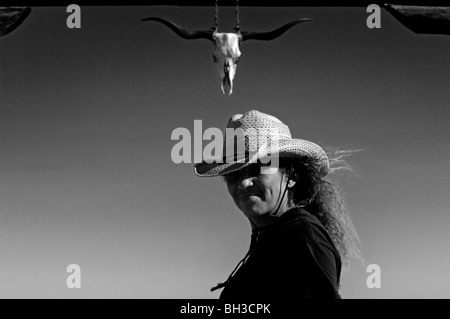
xmin=277 ymin=207 xmax=322 ymax=230
xmin=275 ymin=208 xmax=336 ymax=249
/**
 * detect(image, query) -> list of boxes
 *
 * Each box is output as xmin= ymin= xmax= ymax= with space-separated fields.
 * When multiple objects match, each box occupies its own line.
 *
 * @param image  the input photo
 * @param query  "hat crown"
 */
xmin=226 ymin=110 xmax=292 ymax=141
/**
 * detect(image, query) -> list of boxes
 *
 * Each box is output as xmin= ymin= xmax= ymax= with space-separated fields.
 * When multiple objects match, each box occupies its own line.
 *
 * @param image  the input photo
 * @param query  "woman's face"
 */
xmin=225 ymin=164 xmax=295 ymax=225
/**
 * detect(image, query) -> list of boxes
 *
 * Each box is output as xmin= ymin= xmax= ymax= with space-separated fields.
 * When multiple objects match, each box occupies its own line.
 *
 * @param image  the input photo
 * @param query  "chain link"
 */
xmin=213 ymin=0 xmax=240 ymax=33
xmin=214 ymin=0 xmax=219 ymax=32
xmin=235 ymin=0 xmax=240 ymax=33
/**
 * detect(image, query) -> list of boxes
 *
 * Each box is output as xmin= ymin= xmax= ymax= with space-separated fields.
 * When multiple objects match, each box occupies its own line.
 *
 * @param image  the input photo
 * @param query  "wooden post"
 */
xmin=384 ymin=4 xmax=450 ymax=35
xmin=0 ymin=7 xmax=31 ymax=37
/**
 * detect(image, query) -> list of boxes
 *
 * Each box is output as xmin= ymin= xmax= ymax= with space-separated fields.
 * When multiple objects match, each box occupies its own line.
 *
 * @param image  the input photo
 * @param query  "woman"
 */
xmin=194 ymin=110 xmax=361 ymax=299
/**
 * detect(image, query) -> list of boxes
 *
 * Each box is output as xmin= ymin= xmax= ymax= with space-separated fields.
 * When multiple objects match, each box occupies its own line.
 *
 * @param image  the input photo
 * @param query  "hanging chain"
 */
xmin=213 ymin=0 xmax=240 ymax=34
xmin=214 ymin=0 xmax=219 ymax=32
xmin=235 ymin=0 xmax=240 ymax=33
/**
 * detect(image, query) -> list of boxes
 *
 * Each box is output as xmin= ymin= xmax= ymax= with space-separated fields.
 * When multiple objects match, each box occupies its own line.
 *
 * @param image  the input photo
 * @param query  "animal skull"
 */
xmin=213 ymin=32 xmax=241 ymax=95
xmin=141 ymin=17 xmax=311 ymax=95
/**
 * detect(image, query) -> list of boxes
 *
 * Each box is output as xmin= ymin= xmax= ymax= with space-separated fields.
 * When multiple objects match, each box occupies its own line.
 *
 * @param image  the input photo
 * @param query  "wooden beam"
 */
xmin=0 ymin=1 xmax=450 ymax=7
xmin=385 ymin=4 xmax=450 ymax=35
xmin=1 ymin=3 xmax=450 ymax=37
xmin=0 ymin=7 xmax=31 ymax=37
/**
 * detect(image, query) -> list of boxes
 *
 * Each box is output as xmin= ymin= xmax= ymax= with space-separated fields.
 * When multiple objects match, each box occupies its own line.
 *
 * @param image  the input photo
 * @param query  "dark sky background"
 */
xmin=1 ymin=6 xmax=450 ymax=298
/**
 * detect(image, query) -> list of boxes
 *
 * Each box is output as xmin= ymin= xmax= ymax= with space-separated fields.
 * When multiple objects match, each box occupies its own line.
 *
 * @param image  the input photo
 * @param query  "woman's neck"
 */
xmin=249 ymin=208 xmax=291 ymax=231
xmin=249 ymin=198 xmax=296 ymax=231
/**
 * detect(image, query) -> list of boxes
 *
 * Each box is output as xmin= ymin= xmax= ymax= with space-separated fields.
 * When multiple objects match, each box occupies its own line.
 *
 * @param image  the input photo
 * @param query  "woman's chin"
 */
xmin=240 ymin=206 xmax=269 ymax=220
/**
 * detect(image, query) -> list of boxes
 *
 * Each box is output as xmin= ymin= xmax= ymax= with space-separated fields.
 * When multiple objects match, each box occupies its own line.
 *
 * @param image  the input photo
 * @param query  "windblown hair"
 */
xmin=280 ymin=150 xmax=363 ymax=273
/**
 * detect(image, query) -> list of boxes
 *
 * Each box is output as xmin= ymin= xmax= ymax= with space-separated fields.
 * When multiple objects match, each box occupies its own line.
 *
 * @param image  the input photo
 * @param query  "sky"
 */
xmin=1 ymin=5 xmax=450 ymax=299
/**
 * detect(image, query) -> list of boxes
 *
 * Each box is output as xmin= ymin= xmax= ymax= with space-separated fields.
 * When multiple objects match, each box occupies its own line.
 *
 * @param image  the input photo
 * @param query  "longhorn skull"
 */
xmin=141 ymin=17 xmax=311 ymax=95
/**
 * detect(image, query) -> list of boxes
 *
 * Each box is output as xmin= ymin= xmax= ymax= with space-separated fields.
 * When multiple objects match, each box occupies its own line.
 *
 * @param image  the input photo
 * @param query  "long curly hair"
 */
xmin=280 ymin=150 xmax=363 ymax=272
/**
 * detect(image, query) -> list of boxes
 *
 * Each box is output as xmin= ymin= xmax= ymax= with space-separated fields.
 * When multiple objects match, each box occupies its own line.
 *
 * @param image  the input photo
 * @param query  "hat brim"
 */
xmin=193 ymin=139 xmax=329 ymax=177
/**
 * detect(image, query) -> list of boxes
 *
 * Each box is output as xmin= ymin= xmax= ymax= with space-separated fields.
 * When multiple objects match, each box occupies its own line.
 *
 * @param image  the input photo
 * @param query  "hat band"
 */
xmin=204 ymin=133 xmax=282 ymax=165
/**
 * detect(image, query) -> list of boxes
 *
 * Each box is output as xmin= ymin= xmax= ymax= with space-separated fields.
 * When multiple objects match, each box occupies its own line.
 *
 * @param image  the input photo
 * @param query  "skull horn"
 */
xmin=141 ymin=17 xmax=214 ymax=41
xmin=240 ymin=19 xmax=312 ymax=41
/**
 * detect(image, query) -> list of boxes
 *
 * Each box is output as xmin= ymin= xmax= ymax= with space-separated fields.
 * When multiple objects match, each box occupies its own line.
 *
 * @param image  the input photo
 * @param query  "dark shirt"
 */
xmin=218 ymin=207 xmax=342 ymax=300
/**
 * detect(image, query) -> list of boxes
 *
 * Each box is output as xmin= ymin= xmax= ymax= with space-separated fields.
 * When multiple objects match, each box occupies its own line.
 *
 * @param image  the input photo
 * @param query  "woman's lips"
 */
xmin=238 ymin=193 xmax=260 ymax=201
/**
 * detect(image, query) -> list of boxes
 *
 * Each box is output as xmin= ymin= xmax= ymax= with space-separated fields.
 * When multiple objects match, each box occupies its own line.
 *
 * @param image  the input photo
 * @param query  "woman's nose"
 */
xmin=237 ymin=178 xmax=253 ymax=190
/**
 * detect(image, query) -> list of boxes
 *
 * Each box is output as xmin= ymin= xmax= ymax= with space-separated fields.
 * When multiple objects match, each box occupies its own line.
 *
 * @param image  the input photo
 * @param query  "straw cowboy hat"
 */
xmin=194 ymin=110 xmax=329 ymax=177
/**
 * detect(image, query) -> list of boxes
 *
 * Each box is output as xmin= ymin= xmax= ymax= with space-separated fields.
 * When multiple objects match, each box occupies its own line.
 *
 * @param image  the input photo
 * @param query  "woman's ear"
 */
xmin=287 ymin=178 xmax=297 ymax=189
xmin=286 ymin=168 xmax=298 ymax=189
